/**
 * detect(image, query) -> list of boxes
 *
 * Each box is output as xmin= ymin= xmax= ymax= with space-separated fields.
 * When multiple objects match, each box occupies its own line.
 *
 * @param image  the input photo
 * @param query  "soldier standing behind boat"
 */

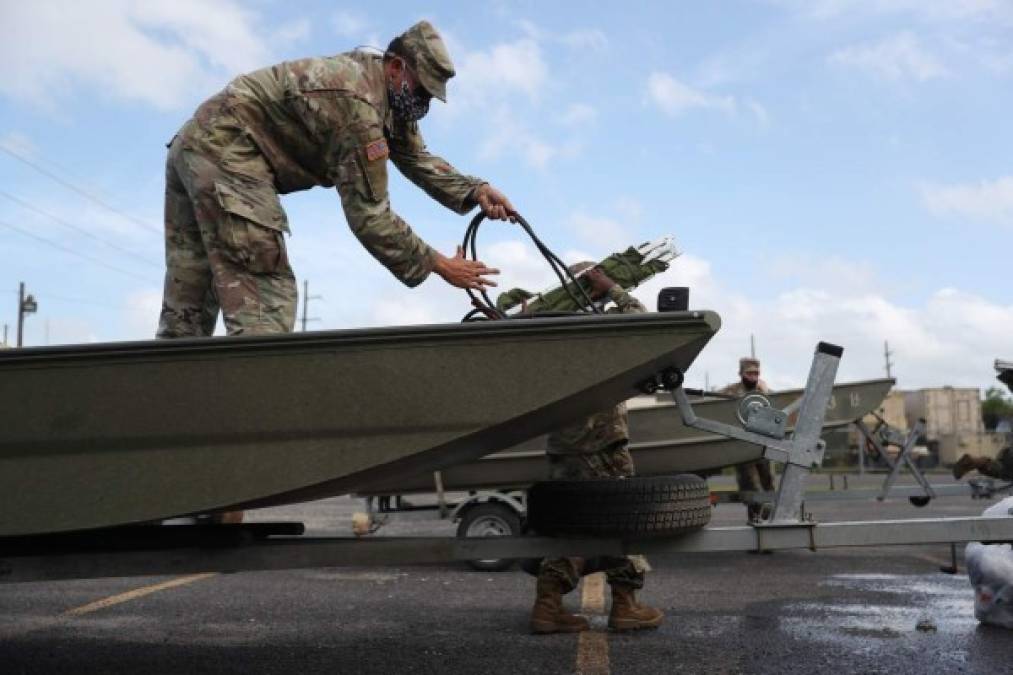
xmin=156 ymin=21 xmax=514 ymax=522
xmin=719 ymin=357 xmax=775 ymax=521
xmin=524 ymin=263 xmax=665 ymax=634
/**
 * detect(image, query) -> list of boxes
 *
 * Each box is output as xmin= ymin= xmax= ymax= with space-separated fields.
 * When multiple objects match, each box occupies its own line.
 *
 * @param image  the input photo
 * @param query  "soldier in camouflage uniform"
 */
xmin=526 ymin=263 xmax=664 ymax=634
xmin=158 ymin=22 xmax=513 ymax=522
xmin=953 ymin=447 xmax=1013 ymax=481
xmin=719 ymin=357 xmax=775 ymax=521
xmin=158 ymin=20 xmax=513 ymax=339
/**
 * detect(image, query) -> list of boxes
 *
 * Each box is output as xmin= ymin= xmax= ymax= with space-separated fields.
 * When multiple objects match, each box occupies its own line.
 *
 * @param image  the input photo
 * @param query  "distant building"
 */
xmin=902 ymin=387 xmax=1004 ymax=465
xmin=868 ymin=390 xmax=908 ymax=431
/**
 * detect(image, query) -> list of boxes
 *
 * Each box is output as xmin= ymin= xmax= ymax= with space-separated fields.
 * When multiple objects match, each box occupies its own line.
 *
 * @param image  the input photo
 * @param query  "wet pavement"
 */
xmin=1 ymin=474 xmax=1012 ymax=674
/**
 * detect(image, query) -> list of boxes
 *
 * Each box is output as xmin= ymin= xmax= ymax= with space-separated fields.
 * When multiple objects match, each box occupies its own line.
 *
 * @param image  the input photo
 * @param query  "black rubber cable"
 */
xmin=460 ymin=212 xmax=601 ymax=321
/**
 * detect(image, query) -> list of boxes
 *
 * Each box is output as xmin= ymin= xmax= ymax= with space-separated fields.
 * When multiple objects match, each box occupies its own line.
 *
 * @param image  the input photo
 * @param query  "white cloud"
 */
xmin=275 ymin=18 xmax=312 ymax=45
xmin=454 ymin=38 xmax=549 ymax=103
xmin=646 ymin=72 xmax=737 ymax=117
xmin=332 ymin=10 xmax=367 ymax=38
xmin=0 ymin=1 xmax=270 ymax=111
xmin=433 ymin=28 xmax=597 ymax=171
xmin=830 ymin=32 xmax=948 ymax=82
xmin=513 ymin=21 xmax=607 ymax=52
xmin=0 ymin=133 xmax=37 ymax=158
xmin=775 ymin=0 xmax=1012 ymax=23
xmin=631 ymin=254 xmax=1012 ymax=391
xmin=124 ymin=289 xmax=164 ymax=339
xmin=561 ymin=29 xmax=608 ymax=52
xmin=919 ymin=176 xmax=1013 ymax=227
xmin=745 ymin=99 xmax=770 ymax=128
xmin=567 ymin=211 xmax=634 ymax=251
xmin=560 ymin=103 xmax=598 ymax=127
xmin=614 ymin=197 xmax=644 ymax=224
xmin=477 ymin=107 xmax=581 ymax=170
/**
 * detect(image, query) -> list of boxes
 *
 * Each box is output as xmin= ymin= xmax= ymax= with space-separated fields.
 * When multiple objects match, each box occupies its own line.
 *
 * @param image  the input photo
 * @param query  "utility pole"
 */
xmin=750 ymin=334 xmax=756 ymax=359
xmin=884 ymin=340 xmax=894 ymax=380
xmin=704 ymin=372 xmax=710 ymax=392
xmin=16 ymin=282 xmax=38 ymax=348
xmin=300 ymin=280 xmax=322 ymax=332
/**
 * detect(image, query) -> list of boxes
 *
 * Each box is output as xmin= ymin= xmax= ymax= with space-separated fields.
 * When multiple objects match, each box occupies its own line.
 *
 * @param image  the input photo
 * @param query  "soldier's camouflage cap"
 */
xmin=739 ymin=357 xmax=761 ymax=374
xmin=396 ymin=20 xmax=455 ymax=102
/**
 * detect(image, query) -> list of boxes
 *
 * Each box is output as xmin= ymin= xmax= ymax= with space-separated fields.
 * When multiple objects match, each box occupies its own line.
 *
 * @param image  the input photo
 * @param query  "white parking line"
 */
xmin=63 ymin=573 xmax=217 ymax=617
xmin=576 ymin=572 xmax=609 ymax=675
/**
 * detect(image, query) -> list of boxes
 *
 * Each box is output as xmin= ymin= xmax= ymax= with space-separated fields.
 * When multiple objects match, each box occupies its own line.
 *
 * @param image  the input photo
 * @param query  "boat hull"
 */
xmin=357 ymin=379 xmax=894 ymax=495
xmin=0 ymin=312 xmax=719 ymax=536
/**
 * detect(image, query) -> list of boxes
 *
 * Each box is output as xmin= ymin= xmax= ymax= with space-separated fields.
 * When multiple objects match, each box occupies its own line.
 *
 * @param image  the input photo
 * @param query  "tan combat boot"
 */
xmin=608 ymin=585 xmax=664 ymax=632
xmin=953 ymin=455 xmax=990 ymax=480
xmin=530 ymin=577 xmax=590 ymax=634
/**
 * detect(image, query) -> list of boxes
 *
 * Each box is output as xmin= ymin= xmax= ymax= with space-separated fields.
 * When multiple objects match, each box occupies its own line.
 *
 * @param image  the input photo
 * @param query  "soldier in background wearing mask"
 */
xmin=158 ymin=21 xmax=514 ymax=523
xmin=720 ymin=357 xmax=775 ymax=521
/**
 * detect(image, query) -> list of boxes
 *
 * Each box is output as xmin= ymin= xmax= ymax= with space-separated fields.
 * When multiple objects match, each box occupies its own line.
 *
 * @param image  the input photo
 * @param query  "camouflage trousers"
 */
xmin=736 ymin=459 xmax=774 ymax=493
xmin=538 ymin=444 xmax=648 ymax=593
xmin=980 ymin=446 xmax=1013 ymax=481
xmin=736 ymin=459 xmax=775 ymax=521
xmin=157 ymin=114 xmax=297 ymax=338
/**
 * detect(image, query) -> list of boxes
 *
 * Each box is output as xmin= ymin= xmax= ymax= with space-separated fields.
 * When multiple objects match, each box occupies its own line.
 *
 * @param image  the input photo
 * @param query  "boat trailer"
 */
xmin=2 ymin=342 xmax=1012 ymax=584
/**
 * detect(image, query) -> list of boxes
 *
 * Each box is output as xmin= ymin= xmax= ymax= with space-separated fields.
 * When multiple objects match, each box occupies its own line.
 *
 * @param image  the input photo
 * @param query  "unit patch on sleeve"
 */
xmin=365 ymin=138 xmax=390 ymax=162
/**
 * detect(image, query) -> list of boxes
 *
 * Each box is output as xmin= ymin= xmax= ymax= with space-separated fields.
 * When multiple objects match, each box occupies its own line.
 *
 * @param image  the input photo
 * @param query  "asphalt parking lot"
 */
xmin=2 ymin=474 xmax=1012 ymax=675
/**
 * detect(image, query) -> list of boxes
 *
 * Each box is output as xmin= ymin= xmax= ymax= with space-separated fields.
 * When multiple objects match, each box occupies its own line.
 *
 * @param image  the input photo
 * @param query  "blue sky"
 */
xmin=0 ymin=0 xmax=1010 ymax=391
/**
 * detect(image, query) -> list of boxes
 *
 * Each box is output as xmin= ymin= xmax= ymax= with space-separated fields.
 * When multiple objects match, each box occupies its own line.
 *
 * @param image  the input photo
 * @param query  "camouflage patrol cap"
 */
xmin=739 ymin=357 xmax=761 ymax=374
xmin=394 ymin=20 xmax=455 ymax=102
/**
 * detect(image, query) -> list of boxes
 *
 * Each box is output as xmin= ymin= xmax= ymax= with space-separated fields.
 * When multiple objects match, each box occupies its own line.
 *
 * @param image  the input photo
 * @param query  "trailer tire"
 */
xmin=527 ymin=474 xmax=711 ymax=538
xmin=457 ymin=502 xmax=522 ymax=572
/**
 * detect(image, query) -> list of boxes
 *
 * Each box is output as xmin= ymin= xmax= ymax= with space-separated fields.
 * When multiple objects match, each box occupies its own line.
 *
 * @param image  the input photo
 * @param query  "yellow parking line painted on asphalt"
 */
xmin=576 ymin=572 xmax=609 ymax=675
xmin=63 ymin=573 xmax=217 ymax=617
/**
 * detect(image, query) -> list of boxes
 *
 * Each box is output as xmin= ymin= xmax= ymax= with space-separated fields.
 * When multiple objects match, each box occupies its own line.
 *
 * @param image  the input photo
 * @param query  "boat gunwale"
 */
xmin=0 ymin=311 xmax=720 ymax=366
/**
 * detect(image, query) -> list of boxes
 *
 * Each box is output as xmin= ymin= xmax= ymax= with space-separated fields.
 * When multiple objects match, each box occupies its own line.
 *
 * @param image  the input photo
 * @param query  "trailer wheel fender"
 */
xmin=450 ymin=492 xmax=526 ymax=523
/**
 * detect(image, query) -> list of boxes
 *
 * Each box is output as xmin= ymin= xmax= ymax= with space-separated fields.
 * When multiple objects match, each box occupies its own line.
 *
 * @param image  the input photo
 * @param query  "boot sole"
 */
xmin=608 ymin=617 xmax=663 ymax=632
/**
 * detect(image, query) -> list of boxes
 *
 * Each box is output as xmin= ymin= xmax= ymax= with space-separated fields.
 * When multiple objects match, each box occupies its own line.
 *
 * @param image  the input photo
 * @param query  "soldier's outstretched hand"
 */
xmin=474 ymin=183 xmax=517 ymax=222
xmin=433 ymin=246 xmax=500 ymax=290
xmin=585 ymin=267 xmax=617 ymax=300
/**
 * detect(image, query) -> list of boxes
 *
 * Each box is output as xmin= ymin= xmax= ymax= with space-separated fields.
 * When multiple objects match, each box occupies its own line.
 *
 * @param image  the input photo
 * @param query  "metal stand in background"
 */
xmin=855 ymin=416 xmax=934 ymax=504
xmin=672 ymin=342 xmax=842 ymax=533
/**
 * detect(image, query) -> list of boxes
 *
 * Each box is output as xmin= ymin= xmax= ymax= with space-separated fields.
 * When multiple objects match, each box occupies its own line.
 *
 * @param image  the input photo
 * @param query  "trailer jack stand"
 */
xmin=855 ymin=416 xmax=934 ymax=505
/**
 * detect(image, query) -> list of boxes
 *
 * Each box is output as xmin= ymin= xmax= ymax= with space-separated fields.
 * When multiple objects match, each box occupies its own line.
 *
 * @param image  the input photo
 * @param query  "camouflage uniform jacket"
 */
xmin=547 ymin=287 xmax=647 ymax=455
xmin=184 ymin=50 xmax=484 ymax=287
xmin=718 ymin=379 xmax=771 ymax=396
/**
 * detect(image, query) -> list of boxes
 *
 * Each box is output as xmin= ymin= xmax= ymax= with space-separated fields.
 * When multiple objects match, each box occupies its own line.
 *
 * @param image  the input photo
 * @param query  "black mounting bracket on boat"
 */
xmin=638 ymin=367 xmax=684 ymax=395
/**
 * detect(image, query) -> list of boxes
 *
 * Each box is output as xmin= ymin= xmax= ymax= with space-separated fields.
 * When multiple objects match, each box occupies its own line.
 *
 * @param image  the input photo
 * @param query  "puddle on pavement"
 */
xmin=779 ymin=572 xmax=977 ymax=647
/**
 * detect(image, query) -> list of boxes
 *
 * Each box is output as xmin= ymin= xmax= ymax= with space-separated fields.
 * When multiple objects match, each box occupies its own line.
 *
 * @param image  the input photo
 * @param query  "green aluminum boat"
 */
xmin=357 ymin=378 xmax=894 ymax=495
xmin=0 ymin=311 xmax=719 ymax=536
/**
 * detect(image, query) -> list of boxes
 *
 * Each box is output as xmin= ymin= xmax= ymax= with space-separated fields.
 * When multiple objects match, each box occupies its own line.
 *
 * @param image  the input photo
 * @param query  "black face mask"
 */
xmin=388 ymin=75 xmax=430 ymax=123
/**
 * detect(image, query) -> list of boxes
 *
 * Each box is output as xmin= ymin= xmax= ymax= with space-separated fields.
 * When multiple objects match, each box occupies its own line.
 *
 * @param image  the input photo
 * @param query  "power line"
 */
xmin=0 ymin=142 xmax=162 ymax=236
xmin=0 ymin=189 xmax=161 ymax=268
xmin=34 ymin=292 xmax=125 ymax=311
xmin=0 ymin=219 xmax=158 ymax=283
